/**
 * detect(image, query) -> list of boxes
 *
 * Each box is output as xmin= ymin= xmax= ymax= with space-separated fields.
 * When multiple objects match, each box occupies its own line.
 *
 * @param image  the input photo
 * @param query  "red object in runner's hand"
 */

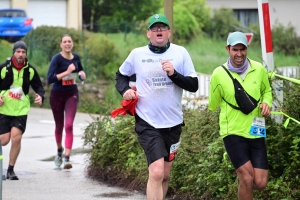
xmin=111 ymin=95 xmax=138 ymax=118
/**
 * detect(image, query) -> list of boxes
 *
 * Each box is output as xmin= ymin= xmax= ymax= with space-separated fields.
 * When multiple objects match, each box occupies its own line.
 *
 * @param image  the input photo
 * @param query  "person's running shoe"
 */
xmin=54 ymin=147 xmax=64 ymax=167
xmin=6 ymin=170 xmax=19 ymax=180
xmin=63 ymin=158 xmax=72 ymax=169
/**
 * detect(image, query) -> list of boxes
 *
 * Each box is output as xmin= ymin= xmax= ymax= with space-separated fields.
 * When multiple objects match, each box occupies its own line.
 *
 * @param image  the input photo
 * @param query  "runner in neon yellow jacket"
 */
xmin=208 ymin=31 xmax=272 ymax=200
xmin=209 ymin=58 xmax=272 ymax=139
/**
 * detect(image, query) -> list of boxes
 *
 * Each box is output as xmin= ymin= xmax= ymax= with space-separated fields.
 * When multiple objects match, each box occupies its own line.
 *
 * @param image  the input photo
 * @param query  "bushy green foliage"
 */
xmin=172 ymin=5 xmax=201 ymax=44
xmin=206 ymin=8 xmax=241 ymax=39
xmin=84 ymin=33 xmax=120 ymax=80
xmin=83 ymin=0 xmax=162 ymax=32
xmin=175 ymin=0 xmax=211 ymax=32
xmin=82 ymin=114 xmax=148 ymax=189
xmin=272 ymin=21 xmax=300 ymax=56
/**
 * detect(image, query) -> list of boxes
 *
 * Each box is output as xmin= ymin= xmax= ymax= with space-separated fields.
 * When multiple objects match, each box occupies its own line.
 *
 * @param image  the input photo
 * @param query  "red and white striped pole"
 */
xmin=257 ymin=0 xmax=283 ymax=123
xmin=257 ymin=0 xmax=274 ymax=71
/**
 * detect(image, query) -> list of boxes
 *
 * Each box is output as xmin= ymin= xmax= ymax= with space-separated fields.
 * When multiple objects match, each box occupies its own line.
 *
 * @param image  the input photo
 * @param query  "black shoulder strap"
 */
xmin=221 ymin=65 xmax=235 ymax=80
xmin=222 ymin=97 xmax=240 ymax=110
xmin=220 ymin=64 xmax=260 ymax=111
xmin=220 ymin=65 xmax=240 ymax=110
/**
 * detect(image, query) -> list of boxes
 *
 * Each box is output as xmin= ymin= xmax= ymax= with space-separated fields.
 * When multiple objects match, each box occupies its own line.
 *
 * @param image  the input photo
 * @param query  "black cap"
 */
xmin=13 ymin=41 xmax=27 ymax=53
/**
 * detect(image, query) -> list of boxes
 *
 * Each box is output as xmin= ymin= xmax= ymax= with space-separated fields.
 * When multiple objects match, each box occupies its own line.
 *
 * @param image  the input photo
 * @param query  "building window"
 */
xmin=233 ymin=9 xmax=259 ymax=26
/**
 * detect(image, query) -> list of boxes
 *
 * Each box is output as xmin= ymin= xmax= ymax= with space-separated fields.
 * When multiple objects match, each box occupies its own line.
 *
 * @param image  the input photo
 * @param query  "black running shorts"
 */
xmin=135 ymin=115 xmax=182 ymax=166
xmin=0 ymin=114 xmax=27 ymax=134
xmin=223 ymin=135 xmax=268 ymax=170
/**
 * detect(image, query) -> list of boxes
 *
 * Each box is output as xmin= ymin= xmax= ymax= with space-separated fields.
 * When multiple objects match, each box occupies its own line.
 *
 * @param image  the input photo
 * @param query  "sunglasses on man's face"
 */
xmin=149 ymin=26 xmax=169 ymax=32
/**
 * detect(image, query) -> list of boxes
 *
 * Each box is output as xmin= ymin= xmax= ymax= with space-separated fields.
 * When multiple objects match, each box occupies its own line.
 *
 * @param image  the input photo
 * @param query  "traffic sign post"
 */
xmin=257 ymin=0 xmax=283 ymax=123
xmin=244 ymin=33 xmax=254 ymax=46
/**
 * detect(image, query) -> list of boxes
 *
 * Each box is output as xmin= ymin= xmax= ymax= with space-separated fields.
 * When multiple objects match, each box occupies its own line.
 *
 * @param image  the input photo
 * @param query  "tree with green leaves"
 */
xmin=82 ymin=0 xmax=162 ymax=31
xmin=174 ymin=0 xmax=211 ymax=31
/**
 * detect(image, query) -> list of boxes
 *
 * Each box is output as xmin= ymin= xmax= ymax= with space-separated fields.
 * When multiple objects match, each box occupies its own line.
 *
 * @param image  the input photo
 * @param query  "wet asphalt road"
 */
xmin=1 ymin=107 xmax=146 ymax=200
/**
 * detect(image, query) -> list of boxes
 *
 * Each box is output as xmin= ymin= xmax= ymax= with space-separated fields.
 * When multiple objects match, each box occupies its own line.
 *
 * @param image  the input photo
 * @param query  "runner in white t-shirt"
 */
xmin=115 ymin=14 xmax=198 ymax=200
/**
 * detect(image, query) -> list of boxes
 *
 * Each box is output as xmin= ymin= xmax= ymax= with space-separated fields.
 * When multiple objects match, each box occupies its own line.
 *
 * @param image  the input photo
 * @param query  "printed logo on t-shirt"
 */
xmin=151 ymin=77 xmax=173 ymax=89
xmin=143 ymin=60 xmax=175 ymax=99
xmin=142 ymin=59 xmax=154 ymax=63
xmin=142 ymin=58 xmax=174 ymax=63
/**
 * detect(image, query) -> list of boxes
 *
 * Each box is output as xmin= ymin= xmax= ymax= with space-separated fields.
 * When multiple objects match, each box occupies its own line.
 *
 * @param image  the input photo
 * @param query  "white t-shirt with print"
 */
xmin=119 ymin=43 xmax=197 ymax=128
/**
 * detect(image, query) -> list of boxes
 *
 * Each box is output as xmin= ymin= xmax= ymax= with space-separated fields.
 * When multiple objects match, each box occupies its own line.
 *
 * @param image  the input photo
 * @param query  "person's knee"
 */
xmin=0 ymin=134 xmax=11 ymax=146
xmin=254 ymin=178 xmax=268 ymax=190
xmin=11 ymin=133 xmax=22 ymax=143
xmin=1 ymin=138 xmax=10 ymax=146
xmin=150 ymin=167 xmax=164 ymax=181
xmin=65 ymin=123 xmax=73 ymax=133
xmin=149 ymin=163 xmax=164 ymax=182
xmin=239 ymin=173 xmax=254 ymax=186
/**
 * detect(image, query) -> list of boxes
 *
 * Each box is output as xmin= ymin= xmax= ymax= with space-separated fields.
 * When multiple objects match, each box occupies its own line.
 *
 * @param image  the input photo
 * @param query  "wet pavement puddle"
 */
xmin=95 ymin=192 xmax=133 ymax=198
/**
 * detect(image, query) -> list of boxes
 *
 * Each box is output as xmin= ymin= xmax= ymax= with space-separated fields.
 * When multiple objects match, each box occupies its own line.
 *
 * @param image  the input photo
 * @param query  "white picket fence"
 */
xmin=182 ymin=66 xmax=300 ymax=108
xmin=182 ymin=72 xmax=211 ymax=108
xmin=277 ymin=66 xmax=300 ymax=78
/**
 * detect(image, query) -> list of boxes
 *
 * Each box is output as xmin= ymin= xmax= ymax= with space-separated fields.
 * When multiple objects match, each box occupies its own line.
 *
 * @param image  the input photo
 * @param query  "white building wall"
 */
xmin=207 ymin=0 xmax=257 ymax=9
xmin=269 ymin=0 xmax=300 ymax=35
xmin=28 ymin=0 xmax=67 ymax=28
xmin=0 ymin=0 xmax=11 ymax=9
xmin=206 ymin=0 xmax=300 ymax=35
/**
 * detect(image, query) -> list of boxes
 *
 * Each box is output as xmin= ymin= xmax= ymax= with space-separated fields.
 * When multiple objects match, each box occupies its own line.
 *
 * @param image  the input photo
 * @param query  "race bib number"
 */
xmin=249 ymin=117 xmax=266 ymax=137
xmin=169 ymin=139 xmax=181 ymax=161
xmin=8 ymin=86 xmax=24 ymax=100
xmin=62 ymin=73 xmax=76 ymax=86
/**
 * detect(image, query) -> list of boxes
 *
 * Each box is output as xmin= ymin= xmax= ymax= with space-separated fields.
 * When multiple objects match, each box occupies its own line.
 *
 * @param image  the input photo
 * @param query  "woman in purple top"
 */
xmin=47 ymin=34 xmax=86 ymax=169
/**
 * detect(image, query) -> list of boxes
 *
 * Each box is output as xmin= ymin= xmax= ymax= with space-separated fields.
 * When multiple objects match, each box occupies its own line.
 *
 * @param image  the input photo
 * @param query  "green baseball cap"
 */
xmin=227 ymin=31 xmax=248 ymax=47
xmin=148 ymin=14 xmax=170 ymax=29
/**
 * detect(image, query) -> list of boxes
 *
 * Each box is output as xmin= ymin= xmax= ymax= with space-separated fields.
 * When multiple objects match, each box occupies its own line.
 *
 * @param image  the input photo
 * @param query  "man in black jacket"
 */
xmin=0 ymin=41 xmax=45 ymax=180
